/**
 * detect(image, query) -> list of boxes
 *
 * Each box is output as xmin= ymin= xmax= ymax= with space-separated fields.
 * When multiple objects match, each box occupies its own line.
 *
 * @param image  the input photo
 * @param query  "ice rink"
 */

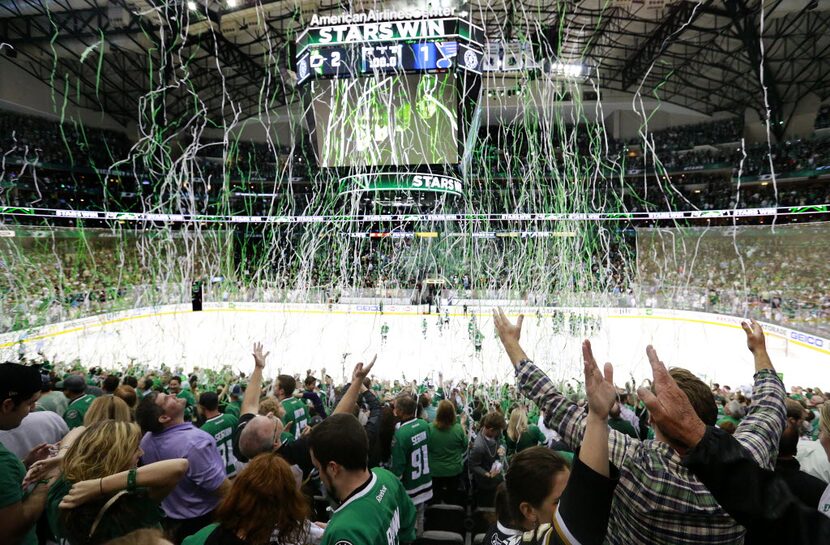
xmin=1 ymin=302 xmax=828 ymax=391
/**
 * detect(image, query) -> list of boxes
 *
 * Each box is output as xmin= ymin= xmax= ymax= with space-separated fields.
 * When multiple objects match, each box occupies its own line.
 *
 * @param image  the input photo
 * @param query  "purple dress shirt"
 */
xmin=140 ymin=422 xmax=226 ymax=520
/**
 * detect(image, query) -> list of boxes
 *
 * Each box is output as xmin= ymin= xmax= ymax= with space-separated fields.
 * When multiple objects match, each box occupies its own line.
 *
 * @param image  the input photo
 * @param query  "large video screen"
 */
xmin=310 ymin=73 xmax=458 ymax=167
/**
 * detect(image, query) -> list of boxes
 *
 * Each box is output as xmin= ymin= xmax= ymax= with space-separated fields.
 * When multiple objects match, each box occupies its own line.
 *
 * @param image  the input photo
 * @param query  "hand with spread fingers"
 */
xmin=492 ymin=306 xmax=523 ymax=345
xmin=252 ymin=342 xmax=269 ymax=369
xmin=636 ymin=345 xmax=706 ymax=453
xmin=492 ymin=307 xmax=529 ymax=367
xmin=583 ymin=340 xmax=617 ymax=420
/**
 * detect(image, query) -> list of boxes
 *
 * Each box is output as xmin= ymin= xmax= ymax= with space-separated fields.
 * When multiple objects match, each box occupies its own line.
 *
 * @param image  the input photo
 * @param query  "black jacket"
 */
xmin=683 ymin=426 xmax=830 ymax=545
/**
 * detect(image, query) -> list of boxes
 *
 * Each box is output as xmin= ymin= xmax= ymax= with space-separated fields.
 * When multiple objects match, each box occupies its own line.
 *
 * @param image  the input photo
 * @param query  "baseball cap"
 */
xmin=56 ymin=375 xmax=87 ymax=393
xmin=229 ymin=384 xmax=244 ymax=396
xmin=0 ymin=362 xmax=43 ymax=402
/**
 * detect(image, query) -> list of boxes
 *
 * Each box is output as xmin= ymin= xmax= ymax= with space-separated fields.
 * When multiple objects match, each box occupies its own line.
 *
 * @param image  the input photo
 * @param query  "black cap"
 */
xmin=55 ymin=375 xmax=86 ymax=393
xmin=0 ymin=362 xmax=43 ymax=403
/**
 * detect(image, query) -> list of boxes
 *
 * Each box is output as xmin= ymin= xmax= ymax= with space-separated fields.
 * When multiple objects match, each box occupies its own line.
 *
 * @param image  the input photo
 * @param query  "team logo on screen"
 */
xmin=463 ymin=50 xmax=479 ymax=69
xmin=298 ymin=58 xmax=309 ymax=80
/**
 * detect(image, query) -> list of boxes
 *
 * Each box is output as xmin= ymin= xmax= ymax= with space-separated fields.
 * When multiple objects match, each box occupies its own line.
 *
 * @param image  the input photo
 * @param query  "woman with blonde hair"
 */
xmin=44 ymin=420 xmax=187 ymax=544
xmin=84 ymin=395 xmax=132 ymax=425
xmin=505 ymin=406 xmax=547 ymax=456
xmin=183 ymin=452 xmax=320 ymax=545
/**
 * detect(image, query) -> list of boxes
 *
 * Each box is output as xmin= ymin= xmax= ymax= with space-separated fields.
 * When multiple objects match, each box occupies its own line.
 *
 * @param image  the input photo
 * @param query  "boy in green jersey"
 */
xmin=198 ymin=392 xmax=239 ymax=476
xmin=276 ymin=374 xmax=309 ymax=439
xmin=310 ymin=413 xmax=416 ymax=545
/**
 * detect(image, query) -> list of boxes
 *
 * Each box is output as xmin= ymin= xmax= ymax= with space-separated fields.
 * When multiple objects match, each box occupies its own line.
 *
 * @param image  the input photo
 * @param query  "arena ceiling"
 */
xmin=0 ymin=0 xmax=828 ymax=136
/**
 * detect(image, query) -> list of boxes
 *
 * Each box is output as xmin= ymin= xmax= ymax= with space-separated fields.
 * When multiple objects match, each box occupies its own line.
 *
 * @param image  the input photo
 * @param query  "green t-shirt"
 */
xmin=223 ymin=400 xmax=241 ymax=419
xmin=321 ymin=468 xmax=416 ymax=545
xmin=63 ymin=394 xmax=96 ymax=429
xmin=47 ymin=476 xmax=163 ymax=545
xmin=505 ymin=425 xmax=547 ymax=455
xmin=36 ymin=391 xmax=69 ymax=414
xmin=432 ymin=388 xmax=445 ymax=407
xmin=282 ymin=397 xmax=309 ymax=439
xmin=427 ymin=422 xmax=467 ymax=477
xmin=182 ymin=522 xmax=219 ymax=545
xmin=608 ymin=418 xmax=639 ymax=439
xmin=555 ymin=450 xmax=575 ymax=464
xmin=0 ymin=442 xmax=37 ymax=545
xmin=280 ymin=431 xmax=295 ymax=445
xmin=716 ymin=415 xmax=742 ymax=428
xmin=177 ymin=390 xmax=196 ymax=422
xmin=391 ymin=418 xmax=433 ymax=505
xmin=200 ymin=414 xmax=239 ymax=477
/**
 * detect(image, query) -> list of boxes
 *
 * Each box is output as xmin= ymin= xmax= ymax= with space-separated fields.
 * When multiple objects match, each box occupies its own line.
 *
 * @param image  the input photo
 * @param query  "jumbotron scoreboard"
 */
xmin=295 ymin=10 xmax=485 ymax=83
xmin=297 ymin=7 xmax=484 ymax=181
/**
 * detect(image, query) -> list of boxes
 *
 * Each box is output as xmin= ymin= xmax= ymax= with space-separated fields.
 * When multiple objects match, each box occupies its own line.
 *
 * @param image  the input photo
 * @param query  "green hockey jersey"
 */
xmin=321 ymin=467 xmax=416 ymax=545
xmin=282 ymin=397 xmax=309 ymax=439
xmin=63 ymin=394 xmax=96 ymax=429
xmin=200 ymin=413 xmax=239 ymax=476
xmin=391 ymin=418 xmax=433 ymax=505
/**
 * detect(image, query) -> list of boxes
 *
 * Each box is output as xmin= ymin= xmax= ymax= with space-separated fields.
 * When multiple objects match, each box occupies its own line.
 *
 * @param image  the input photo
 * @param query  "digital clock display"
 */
xmin=298 ymin=41 xmax=459 ymax=81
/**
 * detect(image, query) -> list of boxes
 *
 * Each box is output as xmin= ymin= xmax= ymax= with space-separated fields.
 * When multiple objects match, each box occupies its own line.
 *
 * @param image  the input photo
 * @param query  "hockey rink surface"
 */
xmin=1 ymin=302 xmax=828 ymax=391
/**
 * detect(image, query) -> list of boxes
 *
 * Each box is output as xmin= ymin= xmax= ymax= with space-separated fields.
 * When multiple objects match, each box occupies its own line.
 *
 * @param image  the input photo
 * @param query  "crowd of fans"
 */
xmin=0 ymin=110 xmax=132 ymax=170
xmin=2 ymin=108 xmax=830 ymax=218
xmin=637 ymin=117 xmax=744 ymax=151
xmin=636 ymin=223 xmax=830 ymax=334
xmin=1 ymin=312 xmax=829 ymax=545
xmin=0 ymin=229 xmax=228 ymax=331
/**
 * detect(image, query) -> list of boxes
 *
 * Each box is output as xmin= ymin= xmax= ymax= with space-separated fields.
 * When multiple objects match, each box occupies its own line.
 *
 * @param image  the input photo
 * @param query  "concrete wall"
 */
xmin=0 ymin=57 xmax=126 ymax=132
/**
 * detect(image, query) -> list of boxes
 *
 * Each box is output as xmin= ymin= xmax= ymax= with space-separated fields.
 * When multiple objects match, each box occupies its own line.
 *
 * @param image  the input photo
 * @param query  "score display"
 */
xmin=297 ymin=41 xmax=459 ymax=83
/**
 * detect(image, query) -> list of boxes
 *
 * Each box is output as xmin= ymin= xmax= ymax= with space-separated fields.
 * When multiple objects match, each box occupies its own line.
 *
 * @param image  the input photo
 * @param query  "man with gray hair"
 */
xmin=718 ymin=400 xmax=748 ymax=429
xmin=232 ymin=345 xmax=375 ymax=483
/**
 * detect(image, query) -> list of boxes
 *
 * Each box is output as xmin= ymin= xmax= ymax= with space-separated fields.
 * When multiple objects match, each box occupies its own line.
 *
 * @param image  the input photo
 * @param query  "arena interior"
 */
xmin=1 ymin=1 xmax=830 ymax=544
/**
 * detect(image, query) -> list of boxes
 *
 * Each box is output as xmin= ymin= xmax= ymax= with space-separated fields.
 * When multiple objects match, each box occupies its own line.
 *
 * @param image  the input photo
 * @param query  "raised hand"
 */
xmin=492 ymin=307 xmax=529 ymax=367
xmin=582 ymin=340 xmax=616 ymax=420
xmin=252 ymin=342 xmax=269 ymax=369
xmin=741 ymin=319 xmax=766 ymax=354
xmin=636 ymin=345 xmax=706 ymax=452
xmin=352 ymin=355 xmax=377 ymax=383
xmin=492 ymin=307 xmax=523 ymax=346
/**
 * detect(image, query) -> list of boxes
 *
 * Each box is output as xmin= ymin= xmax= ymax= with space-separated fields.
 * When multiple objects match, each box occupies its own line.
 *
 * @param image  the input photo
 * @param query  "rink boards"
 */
xmin=1 ymin=303 xmax=828 ymax=390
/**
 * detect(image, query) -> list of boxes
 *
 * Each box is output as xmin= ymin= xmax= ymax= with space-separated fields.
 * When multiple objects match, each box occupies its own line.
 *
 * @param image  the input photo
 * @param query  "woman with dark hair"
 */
xmin=182 ymin=452 xmax=321 ymax=545
xmin=493 ymin=345 xmax=621 ymax=545
xmin=427 ymin=400 xmax=468 ymax=504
